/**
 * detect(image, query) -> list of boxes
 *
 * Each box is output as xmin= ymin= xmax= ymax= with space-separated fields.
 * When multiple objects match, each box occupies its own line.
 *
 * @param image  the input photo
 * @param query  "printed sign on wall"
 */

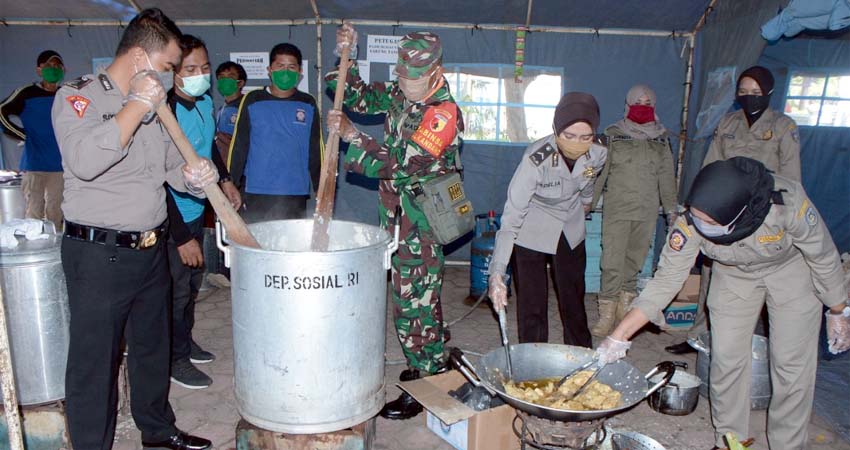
xmin=367 ymin=35 xmax=402 ymax=64
xmin=230 ymin=52 xmax=269 ymax=80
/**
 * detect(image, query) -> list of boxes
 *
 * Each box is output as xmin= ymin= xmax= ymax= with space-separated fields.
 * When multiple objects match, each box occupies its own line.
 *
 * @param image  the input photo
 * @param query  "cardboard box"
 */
xmin=663 ymin=301 xmax=699 ymax=328
xmin=675 ymin=274 xmax=701 ymax=302
xmin=399 ymin=371 xmax=520 ymax=450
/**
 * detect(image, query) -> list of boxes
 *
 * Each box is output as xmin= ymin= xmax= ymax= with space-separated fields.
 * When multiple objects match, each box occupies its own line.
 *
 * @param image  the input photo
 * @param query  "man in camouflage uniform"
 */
xmin=326 ymin=25 xmax=463 ymax=420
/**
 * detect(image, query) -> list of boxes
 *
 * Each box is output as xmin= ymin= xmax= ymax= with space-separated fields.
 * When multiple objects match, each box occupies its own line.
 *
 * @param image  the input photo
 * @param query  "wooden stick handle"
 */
xmin=156 ymin=104 xmax=261 ymax=249
xmin=311 ymin=44 xmax=352 ymax=251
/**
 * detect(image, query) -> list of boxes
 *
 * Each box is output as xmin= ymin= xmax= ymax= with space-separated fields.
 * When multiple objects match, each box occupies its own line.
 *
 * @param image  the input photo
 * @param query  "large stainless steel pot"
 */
xmin=0 ymin=175 xmax=25 ymax=224
xmin=0 ymin=221 xmax=69 ymax=405
xmin=217 ymin=219 xmax=398 ymax=434
xmin=456 ymin=343 xmax=676 ymax=421
xmin=689 ymin=331 xmax=771 ymax=410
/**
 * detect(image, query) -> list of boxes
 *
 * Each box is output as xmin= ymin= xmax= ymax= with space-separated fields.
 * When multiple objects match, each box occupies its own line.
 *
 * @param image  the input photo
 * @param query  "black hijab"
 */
xmin=686 ymin=157 xmax=776 ymax=245
xmin=736 ymin=66 xmax=775 ymax=126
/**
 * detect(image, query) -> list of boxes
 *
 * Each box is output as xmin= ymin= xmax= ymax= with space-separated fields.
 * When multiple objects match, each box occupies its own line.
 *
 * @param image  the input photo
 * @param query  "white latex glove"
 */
xmin=335 ymin=23 xmax=358 ymax=59
xmin=826 ymin=308 xmax=850 ymax=354
xmin=489 ymin=274 xmax=508 ymax=311
xmin=127 ymin=70 xmax=166 ymax=113
xmin=182 ymin=158 xmax=219 ymax=195
xmin=327 ymin=110 xmax=360 ymax=142
xmin=595 ymin=336 xmax=632 ymax=366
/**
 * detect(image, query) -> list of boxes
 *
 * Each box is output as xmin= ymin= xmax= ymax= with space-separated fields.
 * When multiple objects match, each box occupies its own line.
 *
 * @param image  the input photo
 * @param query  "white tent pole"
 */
xmin=310 ymin=0 xmax=323 ymax=121
xmin=1 ymin=18 xmax=692 ymax=38
xmin=676 ymin=0 xmax=719 ymax=186
xmin=524 ymin=0 xmax=534 ymax=27
xmin=125 ymin=0 xmax=142 ymax=12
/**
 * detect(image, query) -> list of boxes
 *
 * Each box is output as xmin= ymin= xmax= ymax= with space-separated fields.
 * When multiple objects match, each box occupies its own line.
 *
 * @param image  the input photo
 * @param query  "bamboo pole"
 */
xmin=0 ymin=286 xmax=25 ymax=450
xmin=0 ymin=18 xmax=692 ymax=38
xmin=676 ymin=0 xmax=720 ymax=188
xmin=311 ymin=46 xmax=352 ymax=251
xmin=155 ymin=104 xmax=261 ymax=249
xmin=310 ymin=0 xmax=323 ymax=121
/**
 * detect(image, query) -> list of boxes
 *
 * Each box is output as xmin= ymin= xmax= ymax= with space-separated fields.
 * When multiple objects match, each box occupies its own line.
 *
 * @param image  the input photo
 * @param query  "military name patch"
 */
xmin=411 ymin=102 xmax=458 ymax=158
xmin=669 ymin=229 xmax=687 ymax=252
xmin=66 ymin=95 xmax=90 ymax=118
xmin=805 ymin=206 xmax=818 ymax=227
xmin=722 ymin=133 xmax=735 ymax=140
xmin=757 ymin=230 xmax=784 ymax=244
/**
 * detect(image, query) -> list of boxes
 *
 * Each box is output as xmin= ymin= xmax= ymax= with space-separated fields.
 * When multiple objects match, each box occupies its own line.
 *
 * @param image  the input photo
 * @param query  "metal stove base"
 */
xmin=235 ymin=417 xmax=375 ymax=450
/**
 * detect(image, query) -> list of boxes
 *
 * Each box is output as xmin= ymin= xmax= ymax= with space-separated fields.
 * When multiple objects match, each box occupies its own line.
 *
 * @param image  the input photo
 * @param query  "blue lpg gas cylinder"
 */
xmin=470 ymin=211 xmax=511 ymax=298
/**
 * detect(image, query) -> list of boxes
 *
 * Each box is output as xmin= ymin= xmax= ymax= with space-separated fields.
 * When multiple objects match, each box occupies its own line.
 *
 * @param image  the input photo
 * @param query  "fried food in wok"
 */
xmin=503 ymin=370 xmax=621 ymax=411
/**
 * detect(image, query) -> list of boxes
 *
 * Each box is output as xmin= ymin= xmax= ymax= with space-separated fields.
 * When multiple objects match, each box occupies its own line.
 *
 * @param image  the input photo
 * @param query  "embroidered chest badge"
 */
xmin=66 ymin=95 xmax=90 ymax=118
xmin=762 ymin=129 xmax=773 ymax=140
xmin=295 ymin=108 xmax=307 ymax=124
xmin=669 ymin=229 xmax=687 ymax=252
xmin=583 ymin=166 xmax=596 ymax=179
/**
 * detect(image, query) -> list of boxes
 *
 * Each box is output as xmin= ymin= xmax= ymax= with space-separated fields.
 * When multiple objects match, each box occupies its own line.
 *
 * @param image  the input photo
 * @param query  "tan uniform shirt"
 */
xmin=592 ymin=124 xmax=677 ymax=221
xmin=703 ymin=108 xmax=801 ymax=181
xmin=490 ymin=135 xmax=607 ymax=276
xmin=632 ymin=176 xmax=846 ymax=322
xmin=51 ymin=70 xmax=188 ymax=231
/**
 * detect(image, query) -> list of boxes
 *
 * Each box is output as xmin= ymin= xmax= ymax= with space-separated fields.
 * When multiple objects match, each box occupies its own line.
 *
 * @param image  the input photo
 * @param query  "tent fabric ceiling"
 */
xmin=2 ymin=0 xmax=712 ymax=31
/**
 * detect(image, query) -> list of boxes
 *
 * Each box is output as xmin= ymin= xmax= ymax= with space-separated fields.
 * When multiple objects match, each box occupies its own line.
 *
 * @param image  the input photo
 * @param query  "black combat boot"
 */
xmin=379 ymin=369 xmax=423 ymax=420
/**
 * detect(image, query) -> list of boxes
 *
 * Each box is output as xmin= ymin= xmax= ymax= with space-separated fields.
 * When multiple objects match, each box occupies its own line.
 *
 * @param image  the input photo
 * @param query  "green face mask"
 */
xmin=217 ymin=77 xmax=240 ymax=97
xmin=42 ymin=66 xmax=64 ymax=84
xmin=271 ymin=70 xmax=299 ymax=91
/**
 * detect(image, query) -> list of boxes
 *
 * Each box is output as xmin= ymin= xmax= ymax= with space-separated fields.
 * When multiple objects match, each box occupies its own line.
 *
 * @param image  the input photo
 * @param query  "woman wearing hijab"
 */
xmin=666 ymin=65 xmax=802 ymax=355
xmin=596 ymin=157 xmax=849 ymax=450
xmin=487 ymin=92 xmax=606 ymax=347
xmin=589 ymin=84 xmax=678 ymax=337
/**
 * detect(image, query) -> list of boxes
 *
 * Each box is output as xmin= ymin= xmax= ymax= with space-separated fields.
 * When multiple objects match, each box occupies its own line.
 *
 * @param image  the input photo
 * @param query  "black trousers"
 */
xmin=240 ymin=193 xmax=307 ymax=224
xmin=511 ymin=236 xmax=592 ymax=347
xmin=62 ymin=237 xmax=177 ymax=449
xmin=167 ymin=217 xmax=205 ymax=363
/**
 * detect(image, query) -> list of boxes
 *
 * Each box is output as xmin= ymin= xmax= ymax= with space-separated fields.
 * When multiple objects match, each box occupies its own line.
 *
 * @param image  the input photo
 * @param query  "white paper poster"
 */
xmin=298 ymin=59 xmax=309 ymax=93
xmin=367 ymin=35 xmax=402 ymax=64
xmin=389 ymin=64 xmax=398 ymax=81
xmin=230 ymin=52 xmax=268 ymax=80
xmin=357 ymin=60 xmax=370 ymax=84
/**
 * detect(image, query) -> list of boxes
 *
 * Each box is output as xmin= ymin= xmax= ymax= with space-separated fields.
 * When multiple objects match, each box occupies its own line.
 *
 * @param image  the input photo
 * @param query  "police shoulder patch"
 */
xmin=64 ymin=77 xmax=92 ymax=90
xmin=529 ymin=143 xmax=556 ymax=166
xmin=805 ymin=206 xmax=818 ymax=227
xmin=788 ymin=124 xmax=799 ymax=143
xmin=669 ymin=229 xmax=687 ymax=252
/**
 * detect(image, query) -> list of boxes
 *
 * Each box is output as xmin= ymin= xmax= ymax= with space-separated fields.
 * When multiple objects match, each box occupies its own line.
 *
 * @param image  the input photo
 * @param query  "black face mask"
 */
xmin=736 ymin=95 xmax=771 ymax=126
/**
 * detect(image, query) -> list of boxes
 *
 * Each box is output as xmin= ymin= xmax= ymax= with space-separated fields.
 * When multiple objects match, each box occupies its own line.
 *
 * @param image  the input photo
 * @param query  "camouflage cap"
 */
xmin=395 ymin=31 xmax=442 ymax=79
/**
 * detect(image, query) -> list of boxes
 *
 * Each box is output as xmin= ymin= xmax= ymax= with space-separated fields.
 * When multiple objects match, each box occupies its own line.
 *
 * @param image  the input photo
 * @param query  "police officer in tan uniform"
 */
xmin=667 ymin=66 xmax=802 ymax=355
xmin=597 ymin=157 xmax=850 ymax=450
xmin=51 ymin=9 xmax=214 ymax=450
xmin=590 ymin=84 xmax=678 ymax=337
xmin=489 ymin=92 xmax=606 ymax=347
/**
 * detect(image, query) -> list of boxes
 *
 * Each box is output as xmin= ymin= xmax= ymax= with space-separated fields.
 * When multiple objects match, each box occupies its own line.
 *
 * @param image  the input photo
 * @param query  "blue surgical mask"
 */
xmin=178 ymin=73 xmax=211 ymax=97
xmin=690 ymin=205 xmax=747 ymax=238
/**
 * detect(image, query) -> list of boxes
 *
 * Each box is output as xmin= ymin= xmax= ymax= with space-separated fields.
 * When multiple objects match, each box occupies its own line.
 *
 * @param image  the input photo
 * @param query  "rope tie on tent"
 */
xmin=288 ymin=24 xmax=293 ymax=39
xmin=392 ymin=23 xmax=399 ymax=36
xmin=0 ymin=20 xmax=7 ymax=27
xmin=66 ymin=19 xmax=73 ymax=37
xmin=230 ymin=19 xmax=236 ymax=36
xmin=593 ymin=27 xmax=600 ymax=38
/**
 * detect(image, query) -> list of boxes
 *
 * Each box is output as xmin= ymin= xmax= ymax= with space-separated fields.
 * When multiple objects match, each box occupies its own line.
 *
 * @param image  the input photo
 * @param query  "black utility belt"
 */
xmin=64 ymin=221 xmax=166 ymax=250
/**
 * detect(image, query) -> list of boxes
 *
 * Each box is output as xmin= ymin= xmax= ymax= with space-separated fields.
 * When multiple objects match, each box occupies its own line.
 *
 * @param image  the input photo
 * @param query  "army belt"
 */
xmin=65 ymin=221 xmax=166 ymax=250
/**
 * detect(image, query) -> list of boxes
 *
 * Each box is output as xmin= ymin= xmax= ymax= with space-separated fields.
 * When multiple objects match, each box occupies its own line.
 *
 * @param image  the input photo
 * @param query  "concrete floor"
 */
xmin=112 ymin=266 xmax=850 ymax=450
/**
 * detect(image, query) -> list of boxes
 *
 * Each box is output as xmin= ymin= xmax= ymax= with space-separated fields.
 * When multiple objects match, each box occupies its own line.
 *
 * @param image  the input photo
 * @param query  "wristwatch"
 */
xmin=831 ymin=304 xmax=850 ymax=317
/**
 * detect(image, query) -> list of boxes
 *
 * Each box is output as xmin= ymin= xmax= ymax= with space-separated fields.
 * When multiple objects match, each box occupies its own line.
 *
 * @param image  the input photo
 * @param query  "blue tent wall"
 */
xmin=757 ymin=38 xmax=850 ymax=253
xmin=0 ymin=23 xmax=690 ymax=260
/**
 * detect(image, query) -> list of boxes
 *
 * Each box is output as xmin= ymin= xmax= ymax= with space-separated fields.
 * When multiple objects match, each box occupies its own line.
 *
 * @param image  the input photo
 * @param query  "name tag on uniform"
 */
xmin=757 ymin=230 xmax=784 ymax=243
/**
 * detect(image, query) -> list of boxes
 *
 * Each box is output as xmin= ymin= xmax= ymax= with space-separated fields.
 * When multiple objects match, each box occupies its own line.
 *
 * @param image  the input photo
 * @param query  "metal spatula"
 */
xmin=558 ymin=361 xmax=607 ymax=404
xmin=553 ymin=357 xmax=598 ymax=390
xmin=497 ymin=308 xmax=513 ymax=379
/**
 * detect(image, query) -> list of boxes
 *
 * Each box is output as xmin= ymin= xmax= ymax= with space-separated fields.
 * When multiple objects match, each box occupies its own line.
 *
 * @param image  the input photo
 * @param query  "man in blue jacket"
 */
xmin=166 ymin=34 xmax=240 ymax=389
xmin=0 ymin=50 xmax=65 ymax=227
xmin=227 ymin=43 xmax=321 ymax=223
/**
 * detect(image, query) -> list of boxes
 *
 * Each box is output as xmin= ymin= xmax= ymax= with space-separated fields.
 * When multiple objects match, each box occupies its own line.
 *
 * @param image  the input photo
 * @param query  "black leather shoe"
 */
xmin=379 ymin=391 xmax=423 ymax=420
xmin=399 ymin=368 xmax=420 ymax=382
xmin=142 ymin=431 xmax=212 ymax=450
xmin=665 ymin=341 xmax=696 ymax=355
